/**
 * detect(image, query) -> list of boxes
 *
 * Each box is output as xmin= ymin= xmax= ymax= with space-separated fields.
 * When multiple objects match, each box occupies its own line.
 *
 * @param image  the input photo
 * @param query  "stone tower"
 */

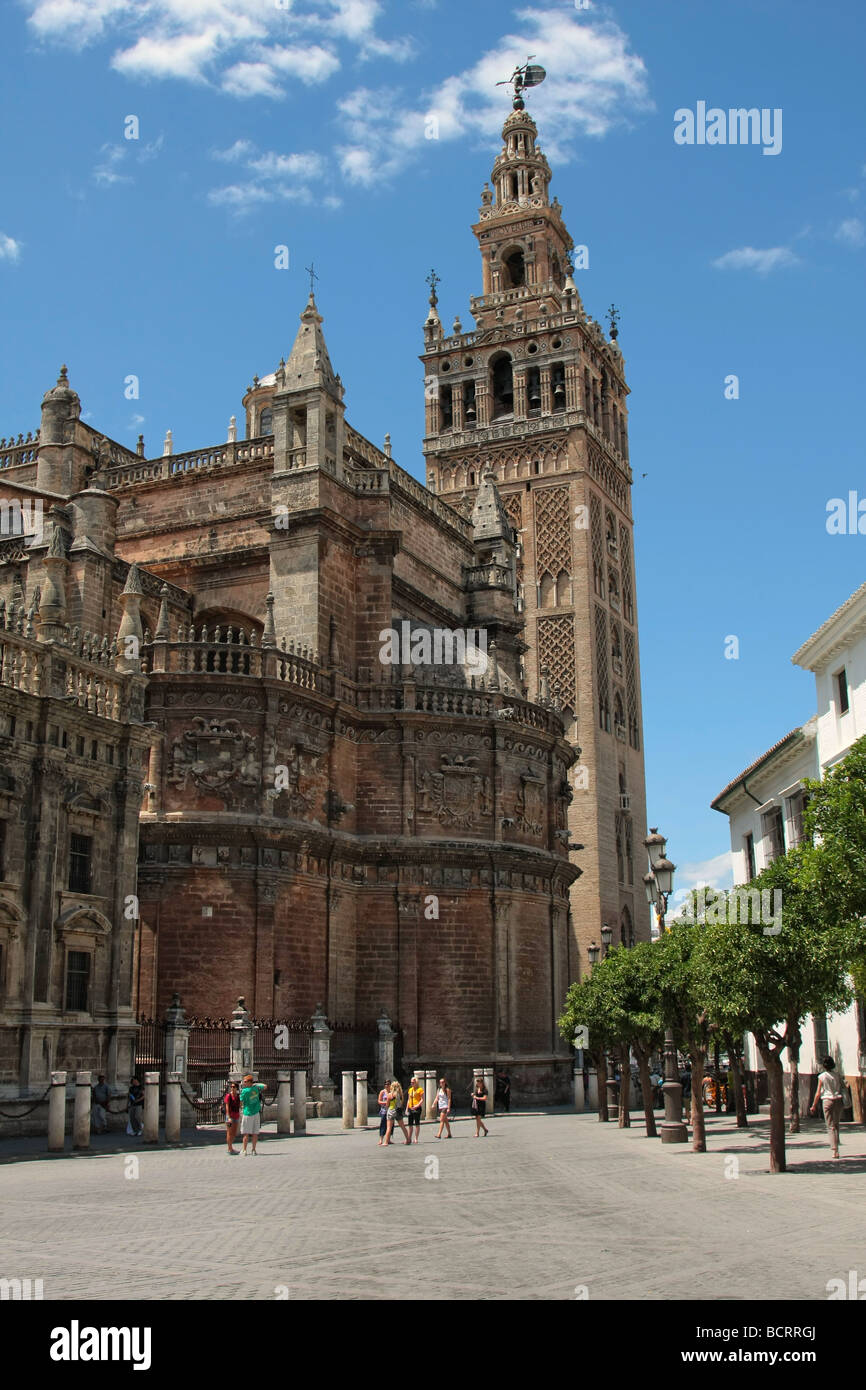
xmin=421 ymin=93 xmax=650 ymax=977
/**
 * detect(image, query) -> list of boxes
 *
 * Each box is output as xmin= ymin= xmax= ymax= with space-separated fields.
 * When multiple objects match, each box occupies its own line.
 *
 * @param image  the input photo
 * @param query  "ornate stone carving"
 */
xmin=415 ymin=753 xmax=492 ymax=829
xmin=514 ymin=768 xmax=545 ymax=836
xmin=534 ymin=485 xmax=571 ymax=580
xmin=536 ymin=615 xmax=575 ymax=711
xmin=167 ymin=717 xmax=259 ymax=800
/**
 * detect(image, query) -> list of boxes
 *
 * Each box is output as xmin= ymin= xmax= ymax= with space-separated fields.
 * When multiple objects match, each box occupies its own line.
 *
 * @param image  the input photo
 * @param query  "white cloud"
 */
xmin=25 ymin=0 xmax=401 ymax=93
xmin=208 ymin=141 xmax=330 ymax=212
xmin=92 ymin=135 xmax=164 ymax=187
xmin=0 ymin=233 xmax=22 ymax=263
xmin=666 ymin=852 xmax=734 ymax=919
xmin=336 ymin=7 xmax=652 ymax=185
xmin=835 ymin=217 xmax=865 ymax=248
xmin=711 ymin=246 xmax=800 ymax=275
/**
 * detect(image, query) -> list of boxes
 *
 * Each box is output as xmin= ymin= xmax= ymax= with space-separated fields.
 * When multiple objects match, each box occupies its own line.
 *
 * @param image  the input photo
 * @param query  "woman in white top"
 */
xmin=435 ymin=1078 xmax=452 ymax=1139
xmin=809 ymin=1056 xmax=844 ymax=1158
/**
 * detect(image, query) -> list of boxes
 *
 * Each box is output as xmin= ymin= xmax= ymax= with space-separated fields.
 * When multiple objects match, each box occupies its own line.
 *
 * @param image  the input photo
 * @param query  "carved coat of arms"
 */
xmin=416 ymin=753 xmax=492 ymax=830
xmin=515 ymin=769 xmax=546 ymax=836
xmin=168 ymin=718 xmax=259 ymax=802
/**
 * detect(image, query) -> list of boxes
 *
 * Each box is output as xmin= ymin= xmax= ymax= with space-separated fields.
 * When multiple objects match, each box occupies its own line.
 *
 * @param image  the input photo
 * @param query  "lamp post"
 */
xmin=587 ymin=940 xmax=608 ymax=1122
xmin=644 ymin=827 xmax=687 ymax=1144
xmin=599 ymin=923 xmax=619 ymax=1122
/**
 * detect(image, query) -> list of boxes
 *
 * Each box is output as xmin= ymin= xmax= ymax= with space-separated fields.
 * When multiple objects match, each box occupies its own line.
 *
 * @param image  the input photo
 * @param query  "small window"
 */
xmin=90 ymin=740 xmax=98 ymax=760
xmin=259 ymin=407 xmax=273 ymax=435
xmin=65 ymin=951 xmax=91 ymax=1012
xmin=761 ymin=808 xmax=785 ymax=864
xmin=744 ymin=832 xmax=756 ymax=881
xmin=76 ymin=736 xmax=85 ymax=758
xmin=107 ymin=745 xmax=114 ymax=766
xmin=69 ymin=834 xmax=93 ymax=894
xmin=786 ymin=790 xmax=808 ymax=848
xmin=836 ymin=669 xmax=849 ymax=715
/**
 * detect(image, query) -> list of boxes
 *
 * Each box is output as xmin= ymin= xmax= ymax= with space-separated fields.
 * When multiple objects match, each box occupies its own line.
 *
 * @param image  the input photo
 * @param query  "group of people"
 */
xmin=222 ymin=1076 xmax=266 ymax=1154
xmin=377 ymin=1076 xmax=490 ymax=1143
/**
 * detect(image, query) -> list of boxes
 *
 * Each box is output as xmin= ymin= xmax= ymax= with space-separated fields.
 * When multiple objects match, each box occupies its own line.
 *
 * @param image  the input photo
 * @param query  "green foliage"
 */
xmin=803 ymin=734 xmax=866 ymax=931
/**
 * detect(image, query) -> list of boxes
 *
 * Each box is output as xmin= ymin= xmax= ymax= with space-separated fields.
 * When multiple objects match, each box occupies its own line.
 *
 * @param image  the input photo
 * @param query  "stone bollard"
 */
xmin=73 ymin=1070 xmax=92 ymax=1150
xmin=484 ymin=1066 xmax=495 ymax=1117
xmin=586 ymin=1069 xmax=599 ymax=1111
xmin=425 ymin=1069 xmax=437 ymax=1122
xmin=48 ymin=1070 xmax=67 ymax=1152
xmin=356 ymin=1070 xmax=368 ymax=1128
xmin=165 ymin=1072 xmax=181 ymax=1144
xmin=277 ymin=1071 xmax=293 ymax=1135
xmin=573 ymin=1068 xmax=585 ymax=1113
xmin=143 ymin=1071 xmax=160 ymax=1144
xmin=342 ymin=1070 xmax=355 ymax=1129
xmin=293 ymin=1069 xmax=307 ymax=1133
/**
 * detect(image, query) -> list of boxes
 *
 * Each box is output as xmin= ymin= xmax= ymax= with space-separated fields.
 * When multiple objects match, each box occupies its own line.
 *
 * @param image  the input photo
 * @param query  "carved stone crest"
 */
xmin=515 ymin=768 xmax=546 ymax=836
xmin=416 ymin=753 xmax=492 ymax=830
xmin=167 ymin=717 xmax=259 ymax=802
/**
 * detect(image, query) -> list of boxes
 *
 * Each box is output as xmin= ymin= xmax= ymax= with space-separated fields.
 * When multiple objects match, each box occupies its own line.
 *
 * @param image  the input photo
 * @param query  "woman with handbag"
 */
xmin=471 ymin=1076 xmax=489 ymax=1137
xmin=382 ymin=1080 xmax=411 ymax=1146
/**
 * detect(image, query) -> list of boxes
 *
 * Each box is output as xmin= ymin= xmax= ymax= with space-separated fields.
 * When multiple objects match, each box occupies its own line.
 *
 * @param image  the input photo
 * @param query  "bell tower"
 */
xmin=422 ymin=86 xmax=650 ymax=977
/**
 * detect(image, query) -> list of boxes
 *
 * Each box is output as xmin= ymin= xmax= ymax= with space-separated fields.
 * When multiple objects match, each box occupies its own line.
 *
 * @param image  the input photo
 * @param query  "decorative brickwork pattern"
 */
xmin=594 ymin=604 xmax=610 ymax=731
xmin=587 ymin=440 xmax=629 ymax=513
xmin=590 ymin=492 xmax=604 ymax=598
xmin=533 ymin=485 xmax=571 ymax=580
xmin=537 ymin=614 xmax=575 ymax=711
xmin=620 ymin=523 xmax=634 ymax=624
xmin=625 ymin=629 xmax=639 ymax=750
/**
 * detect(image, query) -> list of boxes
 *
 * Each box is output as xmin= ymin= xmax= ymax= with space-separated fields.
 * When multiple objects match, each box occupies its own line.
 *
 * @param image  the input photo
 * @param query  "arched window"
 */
xmin=490 ymin=353 xmax=514 ymax=419
xmin=259 ymin=407 xmax=273 ymax=435
xmin=613 ymin=692 xmax=625 ymax=737
xmin=503 ymin=248 xmax=525 ymax=288
xmin=539 ymin=573 xmax=555 ymax=608
xmin=621 ymin=904 xmax=633 ymax=945
xmin=440 ymin=385 xmax=453 ymax=431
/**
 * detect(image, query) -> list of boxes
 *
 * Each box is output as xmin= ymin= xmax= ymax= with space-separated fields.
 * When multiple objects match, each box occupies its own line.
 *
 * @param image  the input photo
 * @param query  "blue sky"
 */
xmin=2 ymin=0 xmax=865 ymax=891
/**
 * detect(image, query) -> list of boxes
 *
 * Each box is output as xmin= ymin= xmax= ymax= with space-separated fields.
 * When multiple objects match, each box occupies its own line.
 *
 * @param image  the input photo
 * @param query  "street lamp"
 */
xmin=644 ymin=827 xmax=687 ymax=1144
xmin=599 ymin=923 xmax=619 ymax=1121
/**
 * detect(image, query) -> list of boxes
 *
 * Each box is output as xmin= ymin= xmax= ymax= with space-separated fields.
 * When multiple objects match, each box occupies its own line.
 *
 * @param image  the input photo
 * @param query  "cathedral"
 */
xmin=0 ymin=90 xmax=648 ymax=1102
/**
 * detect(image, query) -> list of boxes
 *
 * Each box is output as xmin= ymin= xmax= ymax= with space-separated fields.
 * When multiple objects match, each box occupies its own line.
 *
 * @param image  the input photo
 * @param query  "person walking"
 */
xmin=382 ymin=1080 xmax=411 ymax=1146
xmin=471 ymin=1076 xmax=489 ymax=1137
xmin=495 ymin=1071 xmax=511 ymax=1113
xmin=223 ymin=1080 xmax=241 ymax=1154
xmin=406 ymin=1076 xmax=425 ymax=1143
xmin=435 ymin=1078 xmax=452 ymax=1139
xmin=810 ymin=1056 xmax=844 ymax=1159
xmin=92 ymin=1074 xmax=110 ymax=1134
xmin=377 ymin=1078 xmax=391 ymax=1146
xmin=127 ymin=1077 xmax=144 ymax=1137
xmin=240 ymin=1074 xmax=267 ymax=1155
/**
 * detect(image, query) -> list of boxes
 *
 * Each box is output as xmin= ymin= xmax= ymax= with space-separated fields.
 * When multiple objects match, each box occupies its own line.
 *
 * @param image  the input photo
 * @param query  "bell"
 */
xmin=465 ymin=398 xmax=477 ymax=421
xmin=529 ymin=385 xmax=541 ymax=409
xmin=553 ymin=380 xmax=566 ymax=404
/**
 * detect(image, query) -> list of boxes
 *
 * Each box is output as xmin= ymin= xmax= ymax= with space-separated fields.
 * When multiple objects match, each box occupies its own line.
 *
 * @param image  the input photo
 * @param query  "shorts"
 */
xmin=407 ymin=1107 xmax=421 ymax=1126
xmin=240 ymin=1112 xmax=261 ymax=1134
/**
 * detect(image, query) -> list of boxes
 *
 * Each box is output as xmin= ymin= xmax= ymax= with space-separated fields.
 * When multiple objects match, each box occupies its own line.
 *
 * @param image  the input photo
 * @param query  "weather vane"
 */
xmin=496 ymin=57 xmax=546 ymax=110
xmin=305 ymin=261 xmax=319 ymax=296
xmin=426 ymin=267 xmax=440 ymax=306
xmin=607 ymin=303 xmax=620 ymax=340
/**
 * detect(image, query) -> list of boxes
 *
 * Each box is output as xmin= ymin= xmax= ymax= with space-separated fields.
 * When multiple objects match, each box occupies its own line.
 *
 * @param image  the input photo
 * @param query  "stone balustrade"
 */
xmin=106 ymin=435 xmax=274 ymax=489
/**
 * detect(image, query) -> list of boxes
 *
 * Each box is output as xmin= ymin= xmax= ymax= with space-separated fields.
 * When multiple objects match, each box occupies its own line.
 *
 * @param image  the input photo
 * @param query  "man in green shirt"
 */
xmin=239 ymin=1074 xmax=267 ymax=1155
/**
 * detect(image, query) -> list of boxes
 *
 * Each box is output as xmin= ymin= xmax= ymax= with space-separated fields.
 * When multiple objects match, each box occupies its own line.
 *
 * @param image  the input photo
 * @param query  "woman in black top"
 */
xmin=472 ymin=1077 xmax=489 ymax=1137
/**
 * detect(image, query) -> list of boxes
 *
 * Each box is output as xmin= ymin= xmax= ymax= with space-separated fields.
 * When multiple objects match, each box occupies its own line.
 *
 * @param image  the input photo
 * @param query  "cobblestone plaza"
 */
xmin=3 ymin=1109 xmax=864 ymax=1302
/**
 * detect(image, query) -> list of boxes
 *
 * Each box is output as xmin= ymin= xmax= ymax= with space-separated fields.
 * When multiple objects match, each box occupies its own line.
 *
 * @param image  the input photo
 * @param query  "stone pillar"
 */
xmin=310 ymin=1005 xmax=336 ymax=1115
xmin=342 ymin=1070 xmax=355 ymax=1129
xmin=277 ymin=1071 xmax=293 ymax=1135
xmin=356 ymin=1071 xmax=369 ymax=1128
xmin=143 ymin=1070 xmax=160 ymax=1144
xmin=165 ymin=1072 xmax=181 ymax=1143
xmin=586 ymin=1069 xmax=599 ymax=1111
xmin=293 ymin=1069 xmax=307 ymax=1133
xmin=484 ymin=1066 xmax=495 ymax=1116
xmin=48 ymin=1070 xmax=67 ymax=1152
xmin=425 ymin=1069 xmax=437 ymax=1121
xmin=376 ymin=1010 xmax=396 ymax=1087
xmin=164 ymin=993 xmax=190 ymax=1080
xmin=230 ymin=996 xmax=255 ymax=1078
xmin=573 ymin=1068 xmax=585 ymax=1113
xmin=73 ymin=1070 xmax=91 ymax=1150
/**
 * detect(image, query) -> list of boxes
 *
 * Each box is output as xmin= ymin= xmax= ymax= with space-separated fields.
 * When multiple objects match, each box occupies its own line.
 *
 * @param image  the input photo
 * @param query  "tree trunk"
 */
xmin=758 ymin=1039 xmax=787 ymax=1173
xmin=788 ymin=1025 xmax=802 ymax=1134
xmin=689 ymin=1050 xmax=707 ymax=1152
xmin=618 ymin=1045 xmax=631 ymax=1127
xmin=726 ymin=1039 xmax=748 ymax=1129
xmin=714 ymin=1043 xmax=723 ymax=1114
xmin=634 ymin=1042 xmax=658 ymax=1137
xmin=597 ymin=1052 xmax=609 ymax=1122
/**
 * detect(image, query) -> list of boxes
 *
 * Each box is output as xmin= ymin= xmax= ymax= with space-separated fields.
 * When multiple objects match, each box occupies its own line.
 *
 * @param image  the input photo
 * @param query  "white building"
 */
xmin=712 ymin=582 xmax=866 ymax=1119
